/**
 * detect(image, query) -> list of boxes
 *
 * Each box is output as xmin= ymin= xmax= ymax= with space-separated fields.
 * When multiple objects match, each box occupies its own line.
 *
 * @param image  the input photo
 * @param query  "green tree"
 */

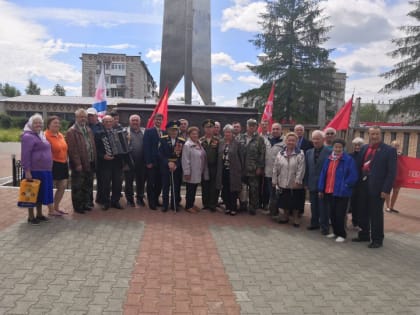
xmin=247 ymin=0 xmax=337 ymax=123
xmin=52 ymin=84 xmax=66 ymax=96
xmin=0 ymin=83 xmax=21 ymax=97
xmin=358 ymin=103 xmax=387 ymax=122
xmin=381 ymin=1 xmax=420 ymax=119
xmin=25 ymin=79 xmax=41 ymax=95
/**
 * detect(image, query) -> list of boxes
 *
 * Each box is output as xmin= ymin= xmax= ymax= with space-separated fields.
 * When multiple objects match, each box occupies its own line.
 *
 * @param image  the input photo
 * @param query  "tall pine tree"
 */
xmin=381 ymin=1 xmax=420 ymax=121
xmin=25 ymin=79 xmax=41 ymax=95
xmin=247 ymin=0 xmax=337 ymax=123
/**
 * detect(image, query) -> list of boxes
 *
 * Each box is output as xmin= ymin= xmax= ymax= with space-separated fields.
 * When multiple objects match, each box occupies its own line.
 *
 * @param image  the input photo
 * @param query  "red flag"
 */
xmin=324 ymin=96 xmax=353 ymax=131
xmin=147 ymin=86 xmax=169 ymax=130
xmin=395 ymin=156 xmax=420 ymax=189
xmin=258 ymin=82 xmax=275 ymax=133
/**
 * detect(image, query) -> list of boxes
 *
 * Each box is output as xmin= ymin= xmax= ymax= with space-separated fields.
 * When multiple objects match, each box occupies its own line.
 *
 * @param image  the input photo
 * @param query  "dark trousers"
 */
xmin=221 ymin=169 xmax=238 ymax=212
xmin=358 ymin=180 xmax=385 ymax=244
xmin=247 ymin=175 xmax=260 ymax=212
xmin=124 ymin=162 xmax=145 ymax=202
xmin=99 ymin=159 xmax=123 ymax=204
xmin=146 ymin=165 xmax=161 ymax=208
xmin=185 ymin=183 xmax=198 ymax=209
xmin=95 ymin=169 xmax=105 ymax=204
xmin=71 ymin=170 xmax=94 ymax=210
xmin=324 ymin=194 xmax=348 ymax=238
xmin=202 ymin=165 xmax=218 ymax=209
xmin=309 ymin=191 xmax=329 ymax=232
xmin=349 ymin=185 xmax=361 ymax=226
xmin=161 ymin=167 xmax=182 ymax=210
xmin=263 ymin=177 xmax=271 ymax=208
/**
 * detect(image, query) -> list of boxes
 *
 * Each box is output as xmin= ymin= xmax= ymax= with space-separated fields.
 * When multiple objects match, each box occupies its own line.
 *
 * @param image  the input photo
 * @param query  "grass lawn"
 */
xmin=0 ymin=128 xmax=22 ymax=142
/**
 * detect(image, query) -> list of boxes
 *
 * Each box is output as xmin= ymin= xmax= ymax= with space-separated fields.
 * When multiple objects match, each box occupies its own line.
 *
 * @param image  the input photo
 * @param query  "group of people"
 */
xmin=20 ymin=109 xmax=399 ymax=248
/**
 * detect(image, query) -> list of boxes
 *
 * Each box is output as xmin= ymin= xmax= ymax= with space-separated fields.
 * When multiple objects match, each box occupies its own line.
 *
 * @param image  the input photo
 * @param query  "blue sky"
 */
xmin=0 ymin=0 xmax=415 ymax=107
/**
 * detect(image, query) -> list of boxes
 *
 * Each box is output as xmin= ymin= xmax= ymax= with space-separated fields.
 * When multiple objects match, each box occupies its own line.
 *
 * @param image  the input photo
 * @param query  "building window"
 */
xmin=417 ymin=134 xmax=420 ymax=158
xmin=403 ymin=132 xmax=409 ymax=156
xmin=359 ymin=131 xmax=364 ymax=139
xmin=390 ymin=132 xmax=397 ymax=141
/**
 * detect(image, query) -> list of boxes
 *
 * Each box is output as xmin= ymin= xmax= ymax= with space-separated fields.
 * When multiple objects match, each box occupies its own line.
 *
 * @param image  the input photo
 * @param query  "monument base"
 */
xmin=117 ymin=103 xmax=258 ymax=128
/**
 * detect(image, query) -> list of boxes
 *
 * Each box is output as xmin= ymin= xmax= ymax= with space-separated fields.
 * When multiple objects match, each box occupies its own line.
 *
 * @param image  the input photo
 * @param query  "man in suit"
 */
xmin=352 ymin=126 xmax=397 ymax=248
xmin=159 ymin=120 xmax=185 ymax=212
xmin=143 ymin=113 xmax=163 ymax=210
xmin=304 ymin=130 xmax=331 ymax=234
xmin=294 ymin=124 xmax=313 ymax=152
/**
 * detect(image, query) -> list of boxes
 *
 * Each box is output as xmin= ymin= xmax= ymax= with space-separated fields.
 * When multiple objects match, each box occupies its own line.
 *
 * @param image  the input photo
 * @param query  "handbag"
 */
xmin=17 ymin=179 xmax=41 ymax=207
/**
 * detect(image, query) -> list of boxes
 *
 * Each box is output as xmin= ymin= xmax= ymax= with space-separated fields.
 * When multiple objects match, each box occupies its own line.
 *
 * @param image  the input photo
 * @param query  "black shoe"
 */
xmin=83 ymin=206 xmax=92 ymax=211
xmin=102 ymin=204 xmax=109 ymax=211
xmin=391 ymin=208 xmax=399 ymax=213
xmin=36 ymin=215 xmax=50 ymax=222
xmin=368 ymin=242 xmax=383 ymax=249
xmin=127 ymin=200 xmax=135 ymax=207
xmin=321 ymin=230 xmax=329 ymax=235
xmin=137 ymin=199 xmax=146 ymax=207
xmin=210 ymin=208 xmax=216 ymax=213
xmin=249 ymin=210 xmax=256 ymax=216
xmin=293 ymin=223 xmax=300 ymax=228
xmin=162 ymin=208 xmax=168 ymax=212
xmin=352 ymin=237 xmax=370 ymax=242
xmin=74 ymin=209 xmax=86 ymax=214
xmin=28 ymin=218 xmax=41 ymax=225
xmin=307 ymin=226 xmax=320 ymax=231
xmin=111 ymin=202 xmax=123 ymax=210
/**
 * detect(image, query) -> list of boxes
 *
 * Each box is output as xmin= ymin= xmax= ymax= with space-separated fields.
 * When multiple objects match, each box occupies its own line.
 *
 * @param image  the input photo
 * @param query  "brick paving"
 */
xmin=0 ymin=186 xmax=419 ymax=314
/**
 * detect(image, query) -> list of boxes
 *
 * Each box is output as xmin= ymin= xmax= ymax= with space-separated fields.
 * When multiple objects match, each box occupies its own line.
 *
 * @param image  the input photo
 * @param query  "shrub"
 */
xmin=11 ymin=116 xmax=27 ymax=129
xmin=0 ymin=113 xmax=12 ymax=129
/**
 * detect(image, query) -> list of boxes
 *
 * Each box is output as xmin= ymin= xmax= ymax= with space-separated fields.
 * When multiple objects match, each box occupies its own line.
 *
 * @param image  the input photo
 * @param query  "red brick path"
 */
xmin=1 ymin=187 xmax=420 ymax=314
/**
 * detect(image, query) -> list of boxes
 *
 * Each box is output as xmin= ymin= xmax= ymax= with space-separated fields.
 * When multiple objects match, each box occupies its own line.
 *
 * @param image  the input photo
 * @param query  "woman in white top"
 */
xmin=182 ymin=127 xmax=209 ymax=213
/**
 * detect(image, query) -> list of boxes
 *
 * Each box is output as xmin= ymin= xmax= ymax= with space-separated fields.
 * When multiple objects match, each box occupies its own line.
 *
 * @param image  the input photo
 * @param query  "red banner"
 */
xmin=395 ymin=155 xmax=420 ymax=189
xmin=258 ymin=82 xmax=275 ymax=133
xmin=324 ymin=96 xmax=353 ymax=131
xmin=147 ymin=86 xmax=169 ymax=130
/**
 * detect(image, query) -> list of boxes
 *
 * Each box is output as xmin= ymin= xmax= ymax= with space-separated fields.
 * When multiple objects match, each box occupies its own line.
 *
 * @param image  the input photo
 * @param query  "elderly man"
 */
xmin=260 ymin=120 xmax=271 ymax=139
xmin=304 ymin=130 xmax=331 ymax=233
xmin=294 ymin=124 xmax=313 ymax=152
xmin=159 ymin=120 xmax=185 ymax=212
xmin=352 ymin=126 xmax=397 ymax=248
xmin=143 ymin=113 xmax=164 ymax=210
xmin=264 ymin=123 xmax=285 ymax=215
xmin=324 ymin=127 xmax=337 ymax=149
xmin=213 ymin=121 xmax=222 ymax=139
xmin=200 ymin=119 xmax=220 ymax=212
xmin=238 ymin=119 xmax=266 ymax=215
xmin=66 ymin=109 xmax=97 ymax=214
xmin=125 ymin=114 xmax=146 ymax=207
xmin=95 ymin=115 xmax=124 ymax=210
xmin=179 ymin=118 xmax=189 ymax=139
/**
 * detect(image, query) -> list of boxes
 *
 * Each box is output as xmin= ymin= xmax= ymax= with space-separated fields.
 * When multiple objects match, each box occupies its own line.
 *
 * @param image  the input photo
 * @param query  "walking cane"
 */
xmin=171 ymin=171 xmax=177 ymax=213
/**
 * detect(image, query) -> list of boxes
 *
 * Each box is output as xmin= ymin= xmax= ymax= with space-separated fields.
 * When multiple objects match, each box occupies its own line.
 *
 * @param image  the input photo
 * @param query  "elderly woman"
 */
xmin=216 ymin=124 xmax=243 ymax=216
xmin=21 ymin=114 xmax=54 ymax=224
xmin=182 ymin=126 xmax=208 ymax=213
xmin=318 ymin=139 xmax=358 ymax=242
xmin=272 ymin=132 xmax=306 ymax=227
xmin=349 ymin=137 xmax=365 ymax=228
xmin=45 ymin=116 xmax=69 ymax=216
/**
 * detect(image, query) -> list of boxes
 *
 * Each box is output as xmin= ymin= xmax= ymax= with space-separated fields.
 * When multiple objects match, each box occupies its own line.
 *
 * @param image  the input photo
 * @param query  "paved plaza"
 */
xmin=0 ymin=186 xmax=419 ymax=315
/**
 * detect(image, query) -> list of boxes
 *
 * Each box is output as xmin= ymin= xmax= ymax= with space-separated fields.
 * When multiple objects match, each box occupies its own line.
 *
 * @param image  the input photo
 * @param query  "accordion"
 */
xmin=101 ymin=128 xmax=130 ymax=156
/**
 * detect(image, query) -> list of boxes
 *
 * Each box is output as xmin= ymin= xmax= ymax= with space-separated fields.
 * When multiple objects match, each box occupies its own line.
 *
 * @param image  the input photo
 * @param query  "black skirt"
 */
xmin=277 ymin=188 xmax=305 ymax=211
xmin=52 ymin=161 xmax=69 ymax=180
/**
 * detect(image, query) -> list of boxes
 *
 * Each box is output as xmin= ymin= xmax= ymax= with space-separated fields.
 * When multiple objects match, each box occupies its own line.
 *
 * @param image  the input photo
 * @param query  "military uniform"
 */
xmin=238 ymin=130 xmax=266 ymax=215
xmin=200 ymin=119 xmax=219 ymax=211
xmin=159 ymin=121 xmax=185 ymax=212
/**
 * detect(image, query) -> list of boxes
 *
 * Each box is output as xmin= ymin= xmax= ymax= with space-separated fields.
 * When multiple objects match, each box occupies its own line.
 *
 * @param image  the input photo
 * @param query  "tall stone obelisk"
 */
xmin=160 ymin=0 xmax=213 ymax=105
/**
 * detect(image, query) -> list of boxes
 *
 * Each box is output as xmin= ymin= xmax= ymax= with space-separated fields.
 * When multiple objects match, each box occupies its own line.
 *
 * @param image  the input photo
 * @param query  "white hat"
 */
xmin=87 ymin=107 xmax=98 ymax=115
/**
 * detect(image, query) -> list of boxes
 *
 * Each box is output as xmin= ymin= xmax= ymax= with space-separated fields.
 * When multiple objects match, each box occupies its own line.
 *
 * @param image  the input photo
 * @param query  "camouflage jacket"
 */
xmin=237 ymin=132 xmax=265 ymax=176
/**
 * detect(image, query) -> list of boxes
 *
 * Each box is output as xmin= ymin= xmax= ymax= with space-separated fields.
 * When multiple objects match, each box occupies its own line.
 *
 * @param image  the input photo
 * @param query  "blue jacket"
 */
xmin=357 ymin=143 xmax=397 ymax=195
xmin=143 ymin=127 xmax=161 ymax=166
xmin=318 ymin=152 xmax=358 ymax=197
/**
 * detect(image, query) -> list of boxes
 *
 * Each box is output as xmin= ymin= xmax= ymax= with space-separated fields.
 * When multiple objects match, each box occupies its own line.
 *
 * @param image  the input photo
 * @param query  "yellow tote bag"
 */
xmin=17 ymin=179 xmax=41 ymax=207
